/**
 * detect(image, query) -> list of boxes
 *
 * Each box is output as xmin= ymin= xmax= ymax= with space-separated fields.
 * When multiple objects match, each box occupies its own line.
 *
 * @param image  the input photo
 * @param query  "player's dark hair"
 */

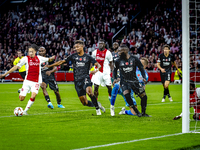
xmin=190 ymin=80 xmax=195 ymax=89
xmin=119 ymin=45 xmax=129 ymax=51
xmin=28 ymin=44 xmax=39 ymax=51
xmin=74 ymin=40 xmax=84 ymax=46
xmin=113 ymin=42 xmax=119 ymax=46
xmin=99 ymin=39 xmax=105 ymax=43
xmin=163 ymin=44 xmax=170 ymax=50
xmin=141 ymin=57 xmax=149 ymax=65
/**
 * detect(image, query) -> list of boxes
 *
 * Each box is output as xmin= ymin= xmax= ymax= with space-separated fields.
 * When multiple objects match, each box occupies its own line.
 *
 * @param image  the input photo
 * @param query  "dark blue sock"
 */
xmin=110 ymin=83 xmax=120 ymax=106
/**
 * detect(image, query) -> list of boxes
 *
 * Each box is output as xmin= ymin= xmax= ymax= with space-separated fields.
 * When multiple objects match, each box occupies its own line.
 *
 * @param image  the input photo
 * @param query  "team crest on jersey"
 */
xmin=115 ymin=55 xmax=117 ymax=57
xmin=125 ymin=62 xmax=128 ymax=65
xmin=102 ymin=54 xmax=104 ymax=56
xmin=166 ymin=59 xmax=168 ymax=61
xmin=79 ymin=58 xmax=82 ymax=61
xmin=137 ymin=74 xmax=140 ymax=77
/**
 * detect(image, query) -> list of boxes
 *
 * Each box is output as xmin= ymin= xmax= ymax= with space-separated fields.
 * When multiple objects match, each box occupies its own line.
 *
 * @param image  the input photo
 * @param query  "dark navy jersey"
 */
xmin=157 ymin=53 xmax=175 ymax=73
xmin=64 ymin=53 xmax=97 ymax=81
xmin=41 ymin=59 xmax=55 ymax=79
xmin=112 ymin=51 xmax=119 ymax=63
xmin=113 ymin=55 xmax=146 ymax=82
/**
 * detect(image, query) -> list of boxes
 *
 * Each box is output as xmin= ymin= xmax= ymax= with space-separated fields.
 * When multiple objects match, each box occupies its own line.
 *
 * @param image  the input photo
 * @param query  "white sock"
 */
xmin=24 ymin=99 xmax=34 ymax=112
xmin=180 ymin=112 xmax=183 ymax=117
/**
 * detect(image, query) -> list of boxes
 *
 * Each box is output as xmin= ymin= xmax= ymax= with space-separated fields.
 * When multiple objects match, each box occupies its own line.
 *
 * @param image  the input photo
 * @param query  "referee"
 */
xmin=13 ymin=50 xmax=26 ymax=93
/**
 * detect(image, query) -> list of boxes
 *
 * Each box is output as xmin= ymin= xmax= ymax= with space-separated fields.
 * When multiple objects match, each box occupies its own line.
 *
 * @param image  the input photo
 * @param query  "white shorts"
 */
xmin=91 ymin=71 xmax=111 ymax=87
xmin=20 ymin=80 xmax=40 ymax=96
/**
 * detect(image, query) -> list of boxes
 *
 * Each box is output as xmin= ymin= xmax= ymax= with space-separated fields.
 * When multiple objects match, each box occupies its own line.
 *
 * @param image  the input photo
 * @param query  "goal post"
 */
xmin=182 ymin=0 xmax=190 ymax=133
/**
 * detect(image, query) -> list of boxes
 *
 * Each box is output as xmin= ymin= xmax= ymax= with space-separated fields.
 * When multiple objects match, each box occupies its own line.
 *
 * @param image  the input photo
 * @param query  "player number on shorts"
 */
xmin=35 ymin=84 xmax=39 ymax=91
xmin=168 ymin=74 xmax=170 ymax=80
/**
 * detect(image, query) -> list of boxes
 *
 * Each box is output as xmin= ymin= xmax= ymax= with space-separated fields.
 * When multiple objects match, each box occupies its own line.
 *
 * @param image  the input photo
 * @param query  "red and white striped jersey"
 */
xmin=92 ymin=49 xmax=113 ymax=74
xmin=17 ymin=55 xmax=49 ymax=83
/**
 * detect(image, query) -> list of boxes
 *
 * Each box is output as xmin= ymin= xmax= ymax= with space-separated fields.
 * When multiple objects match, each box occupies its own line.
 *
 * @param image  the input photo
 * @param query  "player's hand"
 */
xmin=46 ymin=71 xmax=51 ymax=76
xmin=143 ymin=79 xmax=147 ymax=84
xmin=177 ymin=70 xmax=181 ymax=76
xmin=43 ymin=64 xmax=49 ymax=68
xmin=173 ymin=115 xmax=181 ymax=120
xmin=0 ymin=74 xmax=5 ymax=79
xmin=113 ymin=78 xmax=120 ymax=86
xmin=90 ymin=70 xmax=98 ymax=75
xmin=161 ymin=68 xmax=166 ymax=73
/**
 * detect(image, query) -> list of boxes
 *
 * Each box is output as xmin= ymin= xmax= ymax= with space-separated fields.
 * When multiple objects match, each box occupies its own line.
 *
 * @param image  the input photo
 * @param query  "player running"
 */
xmin=118 ymin=57 xmax=149 ymax=116
xmin=157 ymin=45 xmax=180 ymax=102
xmin=113 ymin=45 xmax=150 ymax=117
xmin=39 ymin=47 xmax=65 ymax=109
xmin=13 ymin=50 xmax=26 ymax=93
xmin=173 ymin=80 xmax=200 ymax=121
xmin=44 ymin=40 xmax=104 ymax=115
xmin=0 ymin=44 xmax=55 ymax=115
xmin=91 ymin=39 xmax=113 ymax=104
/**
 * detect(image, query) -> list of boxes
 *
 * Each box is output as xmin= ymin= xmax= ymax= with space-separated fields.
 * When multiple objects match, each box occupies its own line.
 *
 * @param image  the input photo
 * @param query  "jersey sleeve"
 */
xmin=145 ymin=71 xmax=149 ymax=81
xmin=92 ymin=50 xmax=96 ymax=59
xmin=113 ymin=59 xmax=119 ymax=79
xmin=13 ymin=58 xmax=18 ymax=65
xmin=38 ymin=56 xmax=49 ymax=64
xmin=16 ymin=57 xmax=26 ymax=68
xmin=88 ymin=55 xmax=97 ymax=65
xmin=157 ymin=54 xmax=161 ymax=63
xmin=107 ymin=51 xmax=113 ymax=62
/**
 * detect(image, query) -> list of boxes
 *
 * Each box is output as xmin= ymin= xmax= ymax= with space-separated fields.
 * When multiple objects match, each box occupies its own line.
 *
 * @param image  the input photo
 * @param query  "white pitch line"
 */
xmin=72 ymin=133 xmax=184 ymax=150
xmin=0 ymin=102 xmax=182 ymax=119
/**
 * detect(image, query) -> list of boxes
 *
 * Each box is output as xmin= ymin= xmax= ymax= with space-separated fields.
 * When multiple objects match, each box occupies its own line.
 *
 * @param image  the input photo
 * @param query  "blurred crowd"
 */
xmin=0 ymin=0 xmax=198 ymax=72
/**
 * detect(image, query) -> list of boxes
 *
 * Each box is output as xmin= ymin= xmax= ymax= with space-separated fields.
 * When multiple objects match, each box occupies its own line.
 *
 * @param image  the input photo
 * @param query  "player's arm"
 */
xmin=172 ymin=61 xmax=180 ymax=76
xmin=46 ymin=66 xmax=57 ymax=76
xmin=157 ymin=55 xmax=166 ymax=73
xmin=109 ymin=61 xmax=114 ymax=72
xmin=48 ymin=55 xmax=55 ymax=62
xmin=46 ymin=60 xmax=66 ymax=68
xmin=136 ymin=57 xmax=147 ymax=83
xmin=13 ymin=59 xmax=21 ymax=70
xmin=0 ymin=65 xmax=18 ymax=78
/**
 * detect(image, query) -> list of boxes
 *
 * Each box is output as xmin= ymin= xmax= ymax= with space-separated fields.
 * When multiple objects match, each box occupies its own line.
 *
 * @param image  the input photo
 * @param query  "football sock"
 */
xmin=24 ymin=98 xmax=35 ymax=112
xmin=89 ymin=95 xmax=99 ymax=109
xmin=110 ymin=83 xmax=120 ymax=105
xmin=163 ymin=88 xmax=167 ymax=99
xmin=124 ymin=93 xmax=140 ymax=115
xmin=45 ymin=95 xmax=51 ymax=103
xmin=86 ymin=100 xmax=95 ymax=107
xmin=166 ymin=88 xmax=171 ymax=98
xmin=141 ymin=95 xmax=147 ymax=114
xmin=125 ymin=110 xmax=135 ymax=115
xmin=55 ymin=92 xmax=61 ymax=105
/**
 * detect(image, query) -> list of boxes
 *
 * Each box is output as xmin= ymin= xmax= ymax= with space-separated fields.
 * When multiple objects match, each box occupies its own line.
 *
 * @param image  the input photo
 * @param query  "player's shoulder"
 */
xmin=169 ymin=53 xmax=174 ymax=58
xmin=130 ymin=54 xmax=138 ymax=60
xmin=159 ymin=53 xmax=164 ymax=57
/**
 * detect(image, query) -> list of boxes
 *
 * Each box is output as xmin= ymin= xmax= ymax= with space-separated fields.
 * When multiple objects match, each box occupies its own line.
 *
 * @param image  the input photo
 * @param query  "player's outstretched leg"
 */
xmin=124 ymin=93 xmax=141 ymax=117
xmin=54 ymin=90 xmax=65 ymax=108
xmin=23 ymin=92 xmax=37 ymax=115
xmin=41 ymin=82 xmax=54 ymax=109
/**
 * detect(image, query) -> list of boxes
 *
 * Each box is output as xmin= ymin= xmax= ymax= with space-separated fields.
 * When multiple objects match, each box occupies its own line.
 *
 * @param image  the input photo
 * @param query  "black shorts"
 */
xmin=160 ymin=72 xmax=171 ymax=84
xmin=74 ymin=77 xmax=92 ymax=97
xmin=19 ymin=71 xmax=26 ymax=79
xmin=120 ymin=80 xmax=145 ymax=96
xmin=43 ymin=76 xmax=58 ymax=91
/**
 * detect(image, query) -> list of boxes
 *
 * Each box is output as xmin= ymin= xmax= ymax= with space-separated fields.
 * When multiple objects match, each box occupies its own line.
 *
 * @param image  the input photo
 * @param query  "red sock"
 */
xmin=30 ymin=98 xmax=35 ymax=102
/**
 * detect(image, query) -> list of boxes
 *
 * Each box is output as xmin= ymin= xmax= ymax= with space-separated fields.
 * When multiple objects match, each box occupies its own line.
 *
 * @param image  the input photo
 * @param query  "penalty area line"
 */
xmin=72 ymin=133 xmax=184 ymax=150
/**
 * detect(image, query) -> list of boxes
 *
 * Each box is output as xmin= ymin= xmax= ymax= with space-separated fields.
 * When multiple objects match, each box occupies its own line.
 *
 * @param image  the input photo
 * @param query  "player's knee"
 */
xmin=19 ymin=96 xmax=25 ymax=101
xmin=87 ymin=92 xmax=93 ymax=97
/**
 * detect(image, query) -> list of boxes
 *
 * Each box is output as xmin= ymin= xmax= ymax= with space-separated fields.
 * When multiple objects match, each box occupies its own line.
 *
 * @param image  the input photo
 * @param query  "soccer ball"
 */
xmin=14 ymin=107 xmax=24 ymax=117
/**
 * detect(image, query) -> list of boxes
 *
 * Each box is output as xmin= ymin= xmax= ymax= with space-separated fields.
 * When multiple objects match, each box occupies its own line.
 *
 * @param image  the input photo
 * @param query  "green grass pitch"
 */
xmin=0 ymin=82 xmax=199 ymax=150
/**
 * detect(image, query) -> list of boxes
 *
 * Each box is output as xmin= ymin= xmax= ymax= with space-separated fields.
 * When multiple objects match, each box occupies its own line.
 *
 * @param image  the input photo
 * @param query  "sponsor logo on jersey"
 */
xmin=163 ymin=62 xmax=170 ymax=66
xmin=29 ymin=62 xmax=40 ymax=66
xmin=123 ymin=67 xmax=133 ymax=73
xmin=96 ymin=56 xmax=105 ymax=60
xmin=76 ymin=62 xmax=85 ymax=67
